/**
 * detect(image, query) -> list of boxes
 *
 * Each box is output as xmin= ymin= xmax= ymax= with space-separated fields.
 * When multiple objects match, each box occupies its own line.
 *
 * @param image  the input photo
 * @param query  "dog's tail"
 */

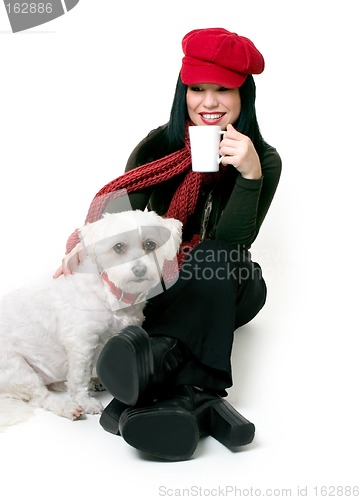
xmin=0 ymin=396 xmax=34 ymax=431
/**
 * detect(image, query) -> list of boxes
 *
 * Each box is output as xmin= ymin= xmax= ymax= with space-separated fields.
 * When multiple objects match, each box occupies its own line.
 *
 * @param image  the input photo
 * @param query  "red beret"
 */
xmin=180 ymin=28 xmax=265 ymax=88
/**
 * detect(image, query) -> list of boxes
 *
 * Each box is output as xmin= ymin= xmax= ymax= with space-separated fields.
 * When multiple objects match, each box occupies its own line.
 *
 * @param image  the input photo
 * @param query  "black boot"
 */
xmin=96 ymin=325 xmax=187 ymax=406
xmin=99 ymin=398 xmax=129 ymax=435
xmin=119 ymin=385 xmax=255 ymax=461
xmin=99 ymin=391 xmax=157 ymax=435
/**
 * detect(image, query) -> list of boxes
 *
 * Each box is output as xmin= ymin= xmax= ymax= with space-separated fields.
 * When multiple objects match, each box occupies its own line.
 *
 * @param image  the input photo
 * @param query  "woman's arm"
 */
xmin=215 ymin=145 xmax=282 ymax=248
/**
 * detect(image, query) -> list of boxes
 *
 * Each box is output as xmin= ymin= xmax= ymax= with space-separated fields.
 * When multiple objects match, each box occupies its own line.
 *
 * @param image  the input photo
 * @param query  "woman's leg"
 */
xmin=98 ymin=239 xmax=267 ymax=400
xmin=235 ymin=260 xmax=267 ymax=328
xmin=98 ymin=240 xmax=265 ymax=458
xmin=143 ymin=239 xmax=266 ymax=392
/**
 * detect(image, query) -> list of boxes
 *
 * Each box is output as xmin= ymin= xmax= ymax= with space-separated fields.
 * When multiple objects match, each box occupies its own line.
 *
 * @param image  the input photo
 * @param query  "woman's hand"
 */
xmin=53 ymin=242 xmax=85 ymax=279
xmin=220 ymin=124 xmax=262 ymax=180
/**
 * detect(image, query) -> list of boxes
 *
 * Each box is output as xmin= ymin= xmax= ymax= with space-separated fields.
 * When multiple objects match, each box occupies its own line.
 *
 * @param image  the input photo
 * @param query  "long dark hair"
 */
xmin=166 ymin=75 xmax=266 ymax=157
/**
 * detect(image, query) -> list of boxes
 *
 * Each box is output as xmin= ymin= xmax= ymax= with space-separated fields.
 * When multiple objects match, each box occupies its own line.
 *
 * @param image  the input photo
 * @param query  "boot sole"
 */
xmin=96 ymin=326 xmax=153 ymax=406
xmin=120 ymin=407 xmax=199 ymax=461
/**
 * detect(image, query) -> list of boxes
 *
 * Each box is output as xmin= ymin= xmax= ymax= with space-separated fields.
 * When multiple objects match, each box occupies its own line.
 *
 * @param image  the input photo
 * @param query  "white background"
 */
xmin=1 ymin=0 xmax=360 ymax=498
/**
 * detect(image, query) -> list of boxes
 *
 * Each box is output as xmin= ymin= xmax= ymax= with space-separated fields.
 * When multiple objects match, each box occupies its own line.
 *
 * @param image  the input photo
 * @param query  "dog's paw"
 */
xmin=62 ymin=401 xmax=86 ymax=420
xmin=51 ymin=400 xmax=86 ymax=420
xmin=76 ymin=396 xmax=103 ymax=415
xmin=88 ymin=377 xmax=105 ymax=393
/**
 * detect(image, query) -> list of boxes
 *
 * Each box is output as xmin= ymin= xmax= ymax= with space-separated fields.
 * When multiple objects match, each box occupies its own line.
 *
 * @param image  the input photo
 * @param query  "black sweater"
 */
xmin=106 ymin=124 xmax=282 ymax=249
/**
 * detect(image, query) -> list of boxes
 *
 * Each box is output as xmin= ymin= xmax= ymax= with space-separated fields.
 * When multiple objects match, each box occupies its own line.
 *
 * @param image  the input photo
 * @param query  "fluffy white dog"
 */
xmin=0 ymin=210 xmax=182 ymax=429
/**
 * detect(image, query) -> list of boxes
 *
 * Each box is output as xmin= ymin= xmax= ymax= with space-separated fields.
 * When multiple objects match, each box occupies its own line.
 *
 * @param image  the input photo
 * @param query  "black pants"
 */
xmin=143 ymin=239 xmax=267 ymax=394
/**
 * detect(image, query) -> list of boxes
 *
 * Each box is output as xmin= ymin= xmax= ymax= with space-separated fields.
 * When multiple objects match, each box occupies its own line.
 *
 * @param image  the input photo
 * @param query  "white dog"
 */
xmin=0 ymin=210 xmax=182 ymax=428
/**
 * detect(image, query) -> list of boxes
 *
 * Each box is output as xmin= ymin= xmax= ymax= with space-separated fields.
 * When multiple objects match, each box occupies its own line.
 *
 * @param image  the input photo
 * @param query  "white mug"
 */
xmin=189 ymin=126 xmax=225 ymax=172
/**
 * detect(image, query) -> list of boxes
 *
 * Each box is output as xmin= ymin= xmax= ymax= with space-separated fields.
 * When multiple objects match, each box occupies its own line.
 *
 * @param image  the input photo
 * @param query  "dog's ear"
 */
xmin=156 ymin=216 xmax=183 ymax=260
xmin=161 ymin=217 xmax=183 ymax=247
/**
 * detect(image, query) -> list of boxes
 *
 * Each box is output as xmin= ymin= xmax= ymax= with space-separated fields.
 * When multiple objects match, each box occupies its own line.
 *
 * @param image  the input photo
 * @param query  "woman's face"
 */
xmin=186 ymin=83 xmax=241 ymax=129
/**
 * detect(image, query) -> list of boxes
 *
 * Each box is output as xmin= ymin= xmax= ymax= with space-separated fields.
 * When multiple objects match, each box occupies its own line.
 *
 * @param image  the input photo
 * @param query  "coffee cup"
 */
xmin=189 ymin=125 xmax=225 ymax=173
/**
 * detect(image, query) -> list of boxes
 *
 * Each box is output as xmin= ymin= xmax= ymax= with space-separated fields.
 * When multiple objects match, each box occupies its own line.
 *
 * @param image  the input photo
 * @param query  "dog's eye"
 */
xmin=144 ymin=240 xmax=157 ymax=253
xmin=113 ymin=243 xmax=126 ymax=254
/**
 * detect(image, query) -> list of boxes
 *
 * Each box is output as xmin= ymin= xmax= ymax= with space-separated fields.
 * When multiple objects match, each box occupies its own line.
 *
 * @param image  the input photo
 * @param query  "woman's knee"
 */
xmin=235 ymin=263 xmax=267 ymax=327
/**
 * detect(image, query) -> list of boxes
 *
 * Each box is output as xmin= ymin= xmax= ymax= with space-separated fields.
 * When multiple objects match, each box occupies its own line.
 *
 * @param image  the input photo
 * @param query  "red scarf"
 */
xmin=66 ymin=127 xmax=220 ymax=262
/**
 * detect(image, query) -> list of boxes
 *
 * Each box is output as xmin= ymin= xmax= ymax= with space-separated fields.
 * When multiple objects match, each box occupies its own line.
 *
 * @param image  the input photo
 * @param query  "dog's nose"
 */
xmin=132 ymin=264 xmax=147 ymax=278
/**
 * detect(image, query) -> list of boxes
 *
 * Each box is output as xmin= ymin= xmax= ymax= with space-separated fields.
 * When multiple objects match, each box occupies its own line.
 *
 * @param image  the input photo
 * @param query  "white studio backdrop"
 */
xmin=1 ymin=0 xmax=360 ymax=497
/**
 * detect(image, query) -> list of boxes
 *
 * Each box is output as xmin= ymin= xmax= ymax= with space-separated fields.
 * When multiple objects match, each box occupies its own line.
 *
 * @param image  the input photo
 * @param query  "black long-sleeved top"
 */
xmin=106 ymin=124 xmax=282 ymax=249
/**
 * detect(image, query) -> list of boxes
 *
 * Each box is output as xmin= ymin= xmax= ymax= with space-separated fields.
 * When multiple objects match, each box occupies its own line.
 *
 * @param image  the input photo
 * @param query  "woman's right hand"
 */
xmin=53 ymin=242 xmax=85 ymax=279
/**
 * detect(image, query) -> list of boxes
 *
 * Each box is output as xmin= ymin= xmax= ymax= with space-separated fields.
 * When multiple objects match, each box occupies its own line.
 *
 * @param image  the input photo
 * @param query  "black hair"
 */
xmin=166 ymin=75 xmax=266 ymax=157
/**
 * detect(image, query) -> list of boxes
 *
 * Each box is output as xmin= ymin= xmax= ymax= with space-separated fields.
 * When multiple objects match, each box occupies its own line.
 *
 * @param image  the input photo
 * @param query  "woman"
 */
xmin=58 ymin=28 xmax=281 ymax=460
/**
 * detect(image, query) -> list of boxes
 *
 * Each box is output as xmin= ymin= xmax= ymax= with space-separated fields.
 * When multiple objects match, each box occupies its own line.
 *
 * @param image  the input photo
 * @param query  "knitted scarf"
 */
xmin=66 ymin=127 xmax=220 ymax=266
